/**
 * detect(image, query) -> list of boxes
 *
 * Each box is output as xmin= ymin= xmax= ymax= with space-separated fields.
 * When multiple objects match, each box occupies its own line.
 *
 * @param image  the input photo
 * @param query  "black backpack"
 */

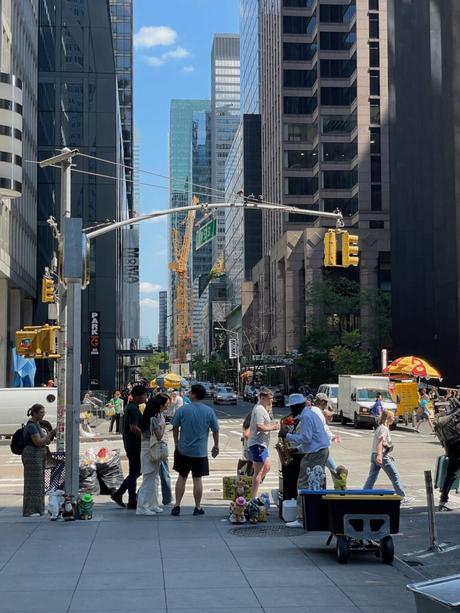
xmin=10 ymin=425 xmax=25 ymax=455
xmin=434 ymin=399 xmax=460 ymax=446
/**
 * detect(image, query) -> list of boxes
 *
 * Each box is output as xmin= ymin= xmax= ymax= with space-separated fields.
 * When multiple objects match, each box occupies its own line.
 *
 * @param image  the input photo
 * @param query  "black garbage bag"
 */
xmin=79 ymin=464 xmax=100 ymax=495
xmin=96 ymin=450 xmax=124 ymax=495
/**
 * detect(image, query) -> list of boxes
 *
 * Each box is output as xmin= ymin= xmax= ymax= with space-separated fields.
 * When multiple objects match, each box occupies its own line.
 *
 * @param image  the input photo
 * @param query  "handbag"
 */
xmin=149 ymin=436 xmax=168 ymax=463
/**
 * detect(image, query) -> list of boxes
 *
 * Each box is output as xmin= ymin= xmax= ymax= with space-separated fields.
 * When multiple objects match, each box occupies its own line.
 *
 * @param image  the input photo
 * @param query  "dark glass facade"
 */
xmin=36 ymin=0 xmax=130 ymax=391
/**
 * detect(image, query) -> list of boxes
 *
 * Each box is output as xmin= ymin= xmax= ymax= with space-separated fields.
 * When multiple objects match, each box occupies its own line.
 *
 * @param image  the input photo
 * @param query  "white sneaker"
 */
xmin=286 ymin=519 xmax=303 ymax=528
xmin=150 ymin=506 xmax=163 ymax=513
xmin=136 ymin=508 xmax=156 ymax=516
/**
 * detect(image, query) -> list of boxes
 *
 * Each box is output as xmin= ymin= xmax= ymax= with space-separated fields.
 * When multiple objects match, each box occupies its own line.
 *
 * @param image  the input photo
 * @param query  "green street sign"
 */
xmin=195 ymin=218 xmax=217 ymax=249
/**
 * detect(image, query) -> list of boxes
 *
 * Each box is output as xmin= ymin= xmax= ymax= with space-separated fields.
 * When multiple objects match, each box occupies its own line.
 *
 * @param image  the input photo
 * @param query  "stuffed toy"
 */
xmin=61 ymin=495 xmax=76 ymax=521
xmin=332 ymin=465 xmax=348 ymax=491
xmin=231 ymin=496 xmax=247 ymax=523
xmin=246 ymin=498 xmax=260 ymax=524
xmin=48 ymin=489 xmax=64 ymax=520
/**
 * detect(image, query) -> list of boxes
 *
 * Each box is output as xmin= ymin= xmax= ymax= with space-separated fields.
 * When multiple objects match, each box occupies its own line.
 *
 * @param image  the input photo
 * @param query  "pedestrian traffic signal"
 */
xmin=342 ymin=232 xmax=359 ymax=267
xmin=41 ymin=277 xmax=55 ymax=303
xmin=323 ymin=230 xmax=337 ymax=267
xmin=15 ymin=325 xmax=60 ymax=358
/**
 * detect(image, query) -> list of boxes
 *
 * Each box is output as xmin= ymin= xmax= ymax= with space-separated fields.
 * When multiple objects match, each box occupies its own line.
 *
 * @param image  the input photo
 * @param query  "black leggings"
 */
xmin=441 ymin=442 xmax=460 ymax=503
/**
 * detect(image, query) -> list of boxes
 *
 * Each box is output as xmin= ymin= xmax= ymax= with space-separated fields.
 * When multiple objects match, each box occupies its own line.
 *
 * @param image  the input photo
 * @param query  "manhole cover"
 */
xmin=229 ymin=524 xmax=306 ymax=537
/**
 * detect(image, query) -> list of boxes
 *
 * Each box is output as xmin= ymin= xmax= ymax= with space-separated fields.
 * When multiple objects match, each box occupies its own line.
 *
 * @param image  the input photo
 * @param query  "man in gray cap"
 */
xmin=280 ymin=393 xmax=330 ymax=527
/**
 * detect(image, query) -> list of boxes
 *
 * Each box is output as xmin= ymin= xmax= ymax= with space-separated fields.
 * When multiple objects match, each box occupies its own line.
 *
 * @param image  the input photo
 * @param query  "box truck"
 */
xmin=0 ymin=388 xmax=57 ymax=435
xmin=338 ymin=375 xmax=397 ymax=428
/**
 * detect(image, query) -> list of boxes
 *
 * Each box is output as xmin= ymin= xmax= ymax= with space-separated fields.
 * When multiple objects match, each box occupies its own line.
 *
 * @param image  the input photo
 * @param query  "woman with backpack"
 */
xmin=136 ymin=394 xmax=169 ymax=516
xmin=21 ymin=404 xmax=56 ymax=517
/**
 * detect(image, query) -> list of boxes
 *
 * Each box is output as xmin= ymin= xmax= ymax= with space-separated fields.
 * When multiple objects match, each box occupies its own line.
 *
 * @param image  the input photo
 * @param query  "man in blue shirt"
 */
xmin=170 ymin=383 xmax=219 ymax=516
xmin=280 ymin=403 xmax=330 ymax=527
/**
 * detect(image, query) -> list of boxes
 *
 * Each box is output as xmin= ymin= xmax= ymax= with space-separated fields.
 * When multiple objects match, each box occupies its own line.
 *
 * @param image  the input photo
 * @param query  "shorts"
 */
xmin=248 ymin=444 xmax=269 ymax=464
xmin=173 ymin=449 xmax=209 ymax=478
xmin=416 ymin=412 xmax=430 ymax=422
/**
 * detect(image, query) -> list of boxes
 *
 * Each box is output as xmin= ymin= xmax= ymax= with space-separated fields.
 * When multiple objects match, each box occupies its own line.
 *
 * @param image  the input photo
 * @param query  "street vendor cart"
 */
xmin=299 ymin=489 xmax=401 ymax=564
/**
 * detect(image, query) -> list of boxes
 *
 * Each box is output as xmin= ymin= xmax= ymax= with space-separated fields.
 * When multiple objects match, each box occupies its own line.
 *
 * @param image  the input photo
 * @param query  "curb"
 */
xmin=393 ymin=554 xmax=428 ymax=581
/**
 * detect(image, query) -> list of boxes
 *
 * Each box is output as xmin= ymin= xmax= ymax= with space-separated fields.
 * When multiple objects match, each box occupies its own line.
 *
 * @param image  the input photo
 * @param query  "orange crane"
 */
xmin=169 ymin=196 xmax=199 ymax=362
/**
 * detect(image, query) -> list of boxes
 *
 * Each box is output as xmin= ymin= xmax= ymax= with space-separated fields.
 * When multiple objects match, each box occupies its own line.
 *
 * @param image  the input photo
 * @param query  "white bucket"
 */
xmin=282 ymin=499 xmax=298 ymax=523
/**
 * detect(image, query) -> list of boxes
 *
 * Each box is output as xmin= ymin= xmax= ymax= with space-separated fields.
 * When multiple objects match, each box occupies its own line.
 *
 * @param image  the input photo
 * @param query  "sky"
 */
xmin=134 ymin=0 xmax=239 ymax=345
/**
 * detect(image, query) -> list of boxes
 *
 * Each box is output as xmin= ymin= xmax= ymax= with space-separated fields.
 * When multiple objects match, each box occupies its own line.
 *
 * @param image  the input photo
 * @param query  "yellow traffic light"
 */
xmin=342 ymin=231 xmax=359 ymax=267
xmin=41 ymin=277 xmax=55 ymax=303
xmin=15 ymin=325 xmax=60 ymax=358
xmin=323 ymin=230 xmax=337 ymax=267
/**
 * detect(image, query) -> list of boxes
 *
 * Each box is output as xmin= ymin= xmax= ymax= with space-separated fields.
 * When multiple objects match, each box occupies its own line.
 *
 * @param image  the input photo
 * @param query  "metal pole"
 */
xmin=64 ymin=280 xmax=81 ymax=497
xmin=424 ymin=470 xmax=444 ymax=552
xmin=56 ymin=155 xmax=72 ymax=451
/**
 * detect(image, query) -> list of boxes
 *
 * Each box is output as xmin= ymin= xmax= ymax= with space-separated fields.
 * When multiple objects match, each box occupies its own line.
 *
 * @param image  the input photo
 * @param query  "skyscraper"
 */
xmin=247 ymin=0 xmax=391 ymax=354
xmin=158 ymin=291 xmax=167 ymax=351
xmin=0 ymin=0 xmax=38 ymax=386
xmin=37 ymin=0 xmax=130 ymax=391
xmin=387 ymin=0 xmax=459 ymax=384
xmin=211 ymin=34 xmax=241 ymax=262
xmin=168 ymin=99 xmax=210 ymax=357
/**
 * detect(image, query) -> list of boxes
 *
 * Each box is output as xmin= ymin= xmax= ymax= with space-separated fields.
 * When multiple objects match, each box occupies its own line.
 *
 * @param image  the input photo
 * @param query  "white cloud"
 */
xmin=146 ymin=46 xmax=191 ymax=68
xmin=183 ymin=65 xmax=195 ymax=73
xmin=134 ymin=26 xmax=177 ymax=49
xmin=140 ymin=298 xmax=159 ymax=309
xmin=140 ymin=282 xmax=162 ymax=294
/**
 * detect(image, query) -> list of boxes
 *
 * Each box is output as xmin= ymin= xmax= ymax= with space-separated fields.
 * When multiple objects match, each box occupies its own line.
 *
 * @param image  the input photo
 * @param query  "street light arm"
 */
xmin=85 ymin=202 xmax=343 ymax=241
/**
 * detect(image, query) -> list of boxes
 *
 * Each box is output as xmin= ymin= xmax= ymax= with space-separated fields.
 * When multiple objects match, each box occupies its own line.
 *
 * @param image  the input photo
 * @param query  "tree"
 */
xmin=139 ymin=352 xmax=167 ymax=381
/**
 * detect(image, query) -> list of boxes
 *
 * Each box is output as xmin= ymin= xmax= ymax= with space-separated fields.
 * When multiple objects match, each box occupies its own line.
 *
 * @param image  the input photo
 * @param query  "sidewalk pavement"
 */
xmin=0 ymin=501 xmax=418 ymax=613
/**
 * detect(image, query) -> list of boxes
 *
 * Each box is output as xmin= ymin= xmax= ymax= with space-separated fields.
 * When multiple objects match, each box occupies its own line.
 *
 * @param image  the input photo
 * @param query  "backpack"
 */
xmin=10 ymin=425 xmax=25 ymax=455
xmin=434 ymin=401 xmax=460 ymax=446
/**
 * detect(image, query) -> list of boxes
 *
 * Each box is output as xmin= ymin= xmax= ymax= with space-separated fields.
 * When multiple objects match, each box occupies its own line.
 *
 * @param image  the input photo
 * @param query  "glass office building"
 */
xmin=37 ymin=0 xmax=130 ymax=391
xmin=211 ymin=34 xmax=241 ymax=262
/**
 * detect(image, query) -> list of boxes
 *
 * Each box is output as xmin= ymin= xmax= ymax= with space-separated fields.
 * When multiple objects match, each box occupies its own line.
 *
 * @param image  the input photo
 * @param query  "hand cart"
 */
xmin=299 ymin=489 xmax=402 ymax=564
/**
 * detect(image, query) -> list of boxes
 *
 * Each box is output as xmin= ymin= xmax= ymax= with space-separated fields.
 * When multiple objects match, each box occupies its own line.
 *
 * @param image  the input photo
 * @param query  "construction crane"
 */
xmin=169 ymin=195 xmax=199 ymax=362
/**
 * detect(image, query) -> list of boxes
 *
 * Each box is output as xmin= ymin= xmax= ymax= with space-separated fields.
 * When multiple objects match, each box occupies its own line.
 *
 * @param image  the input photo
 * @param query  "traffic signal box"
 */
xmin=16 ymin=325 xmax=60 ymax=359
xmin=41 ymin=277 xmax=56 ymax=303
xmin=323 ymin=230 xmax=359 ymax=268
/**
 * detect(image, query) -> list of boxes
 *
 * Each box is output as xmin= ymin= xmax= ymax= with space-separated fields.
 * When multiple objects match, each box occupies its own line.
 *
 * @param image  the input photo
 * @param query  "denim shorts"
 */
xmin=248 ymin=444 xmax=269 ymax=463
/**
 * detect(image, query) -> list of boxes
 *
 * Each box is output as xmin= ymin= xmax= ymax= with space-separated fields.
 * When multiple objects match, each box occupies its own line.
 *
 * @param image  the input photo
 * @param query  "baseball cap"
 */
xmin=286 ymin=393 xmax=306 ymax=407
xmin=315 ymin=392 xmax=329 ymax=402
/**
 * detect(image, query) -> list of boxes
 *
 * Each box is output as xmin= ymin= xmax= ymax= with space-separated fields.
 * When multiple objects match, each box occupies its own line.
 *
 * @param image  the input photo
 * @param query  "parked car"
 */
xmin=317 ymin=383 xmax=339 ymax=419
xmin=200 ymin=382 xmax=214 ymax=398
xmin=213 ymin=386 xmax=238 ymax=405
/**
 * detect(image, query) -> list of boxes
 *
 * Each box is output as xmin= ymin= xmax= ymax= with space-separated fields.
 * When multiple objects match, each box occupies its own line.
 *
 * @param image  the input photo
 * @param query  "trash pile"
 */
xmin=79 ymin=447 xmax=124 ymax=496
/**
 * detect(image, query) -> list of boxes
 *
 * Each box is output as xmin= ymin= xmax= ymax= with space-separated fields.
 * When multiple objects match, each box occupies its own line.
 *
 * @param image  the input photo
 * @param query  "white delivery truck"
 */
xmin=338 ymin=375 xmax=397 ymax=429
xmin=0 ymin=388 xmax=58 ymax=435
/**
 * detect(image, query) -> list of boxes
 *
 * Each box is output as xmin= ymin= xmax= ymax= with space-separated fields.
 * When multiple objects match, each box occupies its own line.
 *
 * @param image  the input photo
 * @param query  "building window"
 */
xmin=284 ymin=176 xmax=319 ymax=195
xmin=284 ymin=123 xmax=318 ymax=143
xmin=370 ymin=100 xmax=380 ymax=124
xmin=369 ymin=42 xmax=380 ymax=67
xmin=323 ymin=197 xmax=358 ymax=216
xmin=319 ymin=4 xmax=356 ymax=24
xmin=370 ymin=127 xmax=380 ymax=154
xmin=371 ymin=156 xmax=381 ymax=182
xmin=369 ymin=70 xmax=380 ymax=96
xmin=322 ymin=169 xmax=358 ymax=189
xmin=370 ymin=220 xmax=384 ymax=229
xmin=284 ymin=95 xmax=318 ymax=114
xmin=320 ymin=30 xmax=356 ymax=51
xmin=284 ymin=68 xmax=317 ymax=88
xmin=322 ymin=139 xmax=358 ymax=162
xmin=369 ymin=14 xmax=379 ymax=38
xmin=284 ymin=149 xmax=319 ymax=169
xmin=321 ymin=84 xmax=357 ymax=106
xmin=321 ymin=112 xmax=357 ymax=134
xmin=283 ymin=15 xmax=317 ymax=35
xmin=369 ymin=0 xmax=379 ymax=10
xmin=283 ymin=0 xmax=315 ymax=7
xmin=320 ymin=55 xmax=356 ymax=79
xmin=283 ymin=42 xmax=318 ymax=62
xmin=371 ymin=185 xmax=382 ymax=210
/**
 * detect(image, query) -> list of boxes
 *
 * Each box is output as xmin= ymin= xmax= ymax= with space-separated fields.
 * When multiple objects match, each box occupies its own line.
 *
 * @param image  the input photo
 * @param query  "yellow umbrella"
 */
xmin=162 ymin=372 xmax=183 ymax=389
xmin=384 ymin=356 xmax=441 ymax=380
xmin=149 ymin=379 xmax=157 ymax=388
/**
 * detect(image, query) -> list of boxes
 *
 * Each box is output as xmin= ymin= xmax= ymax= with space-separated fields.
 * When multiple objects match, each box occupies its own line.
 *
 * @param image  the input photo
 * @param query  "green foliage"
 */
xmin=191 ymin=355 xmax=227 ymax=382
xmin=139 ymin=352 xmax=167 ymax=381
